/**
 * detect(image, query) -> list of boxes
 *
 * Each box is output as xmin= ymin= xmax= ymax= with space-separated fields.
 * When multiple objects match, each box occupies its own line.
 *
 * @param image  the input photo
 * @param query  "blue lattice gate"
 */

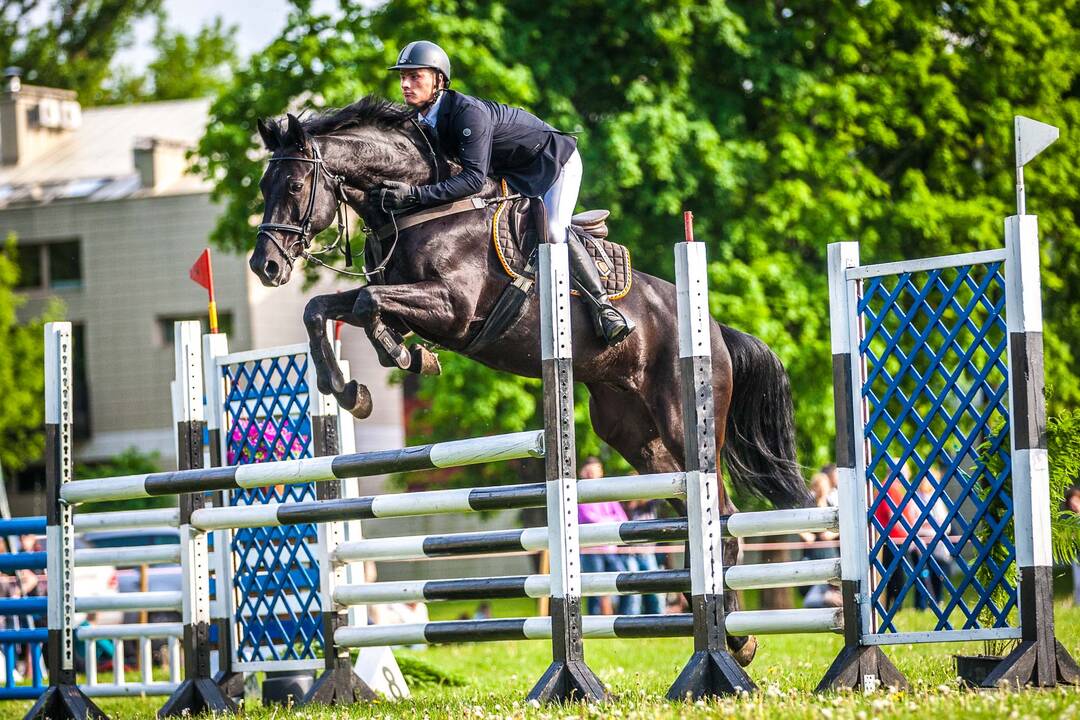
xmin=202 ymin=339 xmax=357 ymax=675
xmin=824 ymin=210 xmax=1077 ymax=690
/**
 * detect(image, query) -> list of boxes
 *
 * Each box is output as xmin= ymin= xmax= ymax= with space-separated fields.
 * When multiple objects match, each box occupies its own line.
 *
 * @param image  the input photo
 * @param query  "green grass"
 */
xmin=2 ymin=603 xmax=1078 ymax=719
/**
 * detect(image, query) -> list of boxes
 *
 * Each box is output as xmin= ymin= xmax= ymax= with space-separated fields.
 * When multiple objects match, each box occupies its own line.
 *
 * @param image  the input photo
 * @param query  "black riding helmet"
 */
xmin=389 ymin=41 xmax=451 ymax=86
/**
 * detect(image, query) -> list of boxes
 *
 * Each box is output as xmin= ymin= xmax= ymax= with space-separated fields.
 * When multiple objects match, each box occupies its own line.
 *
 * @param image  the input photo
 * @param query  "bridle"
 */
xmin=257 ymin=119 xmax=444 ymax=280
xmin=257 ymin=140 xmax=364 ymax=272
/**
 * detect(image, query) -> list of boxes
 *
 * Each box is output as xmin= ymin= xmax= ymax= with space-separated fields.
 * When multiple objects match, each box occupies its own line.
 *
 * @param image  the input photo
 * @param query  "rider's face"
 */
xmin=400 ymin=69 xmax=437 ymax=108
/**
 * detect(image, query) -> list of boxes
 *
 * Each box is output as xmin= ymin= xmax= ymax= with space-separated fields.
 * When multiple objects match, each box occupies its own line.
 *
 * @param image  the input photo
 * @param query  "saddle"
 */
xmin=490 ymin=180 xmax=632 ymax=300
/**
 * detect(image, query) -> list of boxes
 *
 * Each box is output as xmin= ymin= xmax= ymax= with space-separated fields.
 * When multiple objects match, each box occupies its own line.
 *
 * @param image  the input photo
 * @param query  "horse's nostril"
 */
xmin=264 ymin=259 xmax=280 ymax=280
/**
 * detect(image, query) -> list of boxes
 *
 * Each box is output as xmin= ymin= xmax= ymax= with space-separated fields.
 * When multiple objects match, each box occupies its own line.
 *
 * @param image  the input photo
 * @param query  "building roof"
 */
xmin=0 ymin=97 xmax=213 ymax=208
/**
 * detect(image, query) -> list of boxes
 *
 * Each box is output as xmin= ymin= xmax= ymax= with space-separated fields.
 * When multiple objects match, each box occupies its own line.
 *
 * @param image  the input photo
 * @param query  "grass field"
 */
xmin=2 ymin=600 xmax=1078 ymax=719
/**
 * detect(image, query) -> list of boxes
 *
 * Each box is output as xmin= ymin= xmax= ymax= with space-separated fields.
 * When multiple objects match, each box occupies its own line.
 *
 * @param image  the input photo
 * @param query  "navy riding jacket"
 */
xmin=415 ymin=90 xmax=577 ymax=205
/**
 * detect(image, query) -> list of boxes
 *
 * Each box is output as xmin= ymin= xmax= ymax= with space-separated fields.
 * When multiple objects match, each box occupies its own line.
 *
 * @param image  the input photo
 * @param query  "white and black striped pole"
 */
xmin=303 ymin=336 xmax=377 ymax=705
xmin=200 ymin=331 xmax=243 ymax=698
xmin=24 ymin=323 xmax=106 ymax=720
xmin=667 ymin=231 xmax=756 ymax=699
xmin=984 ymin=118 xmax=1078 ymax=687
xmin=817 ymin=243 xmax=906 ymax=692
xmin=160 ymin=322 xmax=237 ymax=717
xmin=526 ymin=243 xmax=608 ymax=703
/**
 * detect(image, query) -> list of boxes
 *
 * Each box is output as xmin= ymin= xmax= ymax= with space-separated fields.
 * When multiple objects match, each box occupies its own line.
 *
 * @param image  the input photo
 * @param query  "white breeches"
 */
xmin=542 ymin=149 xmax=582 ymax=244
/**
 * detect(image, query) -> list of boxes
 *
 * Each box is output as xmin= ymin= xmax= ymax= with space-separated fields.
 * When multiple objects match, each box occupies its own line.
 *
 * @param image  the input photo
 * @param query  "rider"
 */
xmin=379 ymin=40 xmax=634 ymax=346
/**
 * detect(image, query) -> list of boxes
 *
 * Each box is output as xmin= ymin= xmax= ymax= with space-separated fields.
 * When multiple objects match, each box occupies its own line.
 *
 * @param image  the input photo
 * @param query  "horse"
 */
xmin=249 ymin=97 xmax=810 ymax=666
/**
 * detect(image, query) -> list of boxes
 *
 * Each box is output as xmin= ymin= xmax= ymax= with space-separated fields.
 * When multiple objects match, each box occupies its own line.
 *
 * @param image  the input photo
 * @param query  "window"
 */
xmin=48 ymin=240 xmax=82 ymax=288
xmin=15 ymin=239 xmax=83 ymax=290
xmin=16 ymin=246 xmax=42 ymax=289
xmin=156 ymin=312 xmax=234 ymax=347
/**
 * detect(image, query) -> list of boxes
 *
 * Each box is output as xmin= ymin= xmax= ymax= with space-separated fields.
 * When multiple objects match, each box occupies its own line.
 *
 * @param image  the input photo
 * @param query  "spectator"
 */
xmin=577 ymin=457 xmax=629 ymax=615
xmin=820 ymin=463 xmax=840 ymax=507
xmin=621 ymin=499 xmax=665 ymax=615
xmin=913 ymin=467 xmax=955 ymax=610
xmin=873 ymin=463 xmax=920 ymax=612
xmin=801 ymin=471 xmax=842 ymax=609
xmin=1066 ymin=487 xmax=1080 ymax=607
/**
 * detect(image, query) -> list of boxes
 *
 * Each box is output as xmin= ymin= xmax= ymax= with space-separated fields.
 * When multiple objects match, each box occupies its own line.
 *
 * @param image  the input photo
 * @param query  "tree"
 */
xmin=0 ymin=236 xmax=61 ymax=472
xmin=98 ymin=12 xmax=240 ymax=104
xmin=196 ymin=0 xmax=1080 ymax=494
xmin=0 ymin=0 xmax=162 ymax=105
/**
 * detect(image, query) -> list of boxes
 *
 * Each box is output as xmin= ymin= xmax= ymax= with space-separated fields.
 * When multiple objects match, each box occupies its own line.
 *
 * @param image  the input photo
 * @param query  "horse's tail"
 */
xmin=718 ymin=325 xmax=811 ymax=509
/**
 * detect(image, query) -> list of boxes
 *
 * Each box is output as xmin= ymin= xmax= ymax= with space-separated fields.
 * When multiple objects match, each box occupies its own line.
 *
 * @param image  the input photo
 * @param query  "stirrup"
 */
xmin=597 ymin=305 xmax=634 ymax=346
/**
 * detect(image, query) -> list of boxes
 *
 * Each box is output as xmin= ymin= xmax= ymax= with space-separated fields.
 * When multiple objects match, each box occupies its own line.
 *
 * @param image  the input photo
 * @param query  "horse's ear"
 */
xmin=257 ymin=118 xmax=279 ymax=151
xmin=285 ymin=113 xmax=308 ymax=151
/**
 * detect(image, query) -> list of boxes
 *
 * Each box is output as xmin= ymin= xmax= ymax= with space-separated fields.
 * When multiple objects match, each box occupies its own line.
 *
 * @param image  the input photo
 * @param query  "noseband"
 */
xmin=258 ymin=142 xmax=354 ymax=270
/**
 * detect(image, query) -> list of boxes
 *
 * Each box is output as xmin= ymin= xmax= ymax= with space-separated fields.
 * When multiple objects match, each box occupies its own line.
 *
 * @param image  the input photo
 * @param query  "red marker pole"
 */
xmin=683 ymin=210 xmax=694 ymax=243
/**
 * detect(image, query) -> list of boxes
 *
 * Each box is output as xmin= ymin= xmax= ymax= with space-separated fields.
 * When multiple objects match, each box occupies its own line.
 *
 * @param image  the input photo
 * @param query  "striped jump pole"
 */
xmin=816 ymin=242 xmax=908 ymax=693
xmin=158 ymin=321 xmax=237 ymax=718
xmin=667 ymin=235 xmax=756 ymax=699
xmin=335 ymin=607 xmax=845 ymax=649
xmin=24 ymin=323 xmax=106 ymax=720
xmin=187 ymin=471 xmax=685 ymax=531
xmin=332 ymin=517 xmax=690 ymax=563
xmin=527 ymin=243 xmax=608 ymax=704
xmin=331 ymin=558 xmax=840 ymax=605
xmin=983 ymin=158 xmax=1079 ymax=687
xmin=57 ymin=431 xmax=545 ymax=505
xmin=329 ymin=506 xmax=839 ymax=563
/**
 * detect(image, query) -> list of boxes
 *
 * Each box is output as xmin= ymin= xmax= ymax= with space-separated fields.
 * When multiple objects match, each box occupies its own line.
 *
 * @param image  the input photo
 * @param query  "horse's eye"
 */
xmin=289 ymin=181 xmax=303 ymax=193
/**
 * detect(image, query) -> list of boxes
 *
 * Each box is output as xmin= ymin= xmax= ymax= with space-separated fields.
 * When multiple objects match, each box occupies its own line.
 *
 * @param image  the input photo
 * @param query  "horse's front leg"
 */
xmin=303 ymin=289 xmax=373 ymax=419
xmin=353 ymin=280 xmax=468 ymax=373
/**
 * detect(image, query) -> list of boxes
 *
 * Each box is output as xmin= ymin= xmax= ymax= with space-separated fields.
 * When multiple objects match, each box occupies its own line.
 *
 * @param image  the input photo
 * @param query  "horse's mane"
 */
xmin=300 ymin=96 xmax=413 ymax=136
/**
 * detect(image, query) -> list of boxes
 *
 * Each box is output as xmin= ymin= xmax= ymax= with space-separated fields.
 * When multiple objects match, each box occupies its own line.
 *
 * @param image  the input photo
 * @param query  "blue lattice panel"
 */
xmin=221 ymin=352 xmax=322 ymax=666
xmin=857 ymin=259 xmax=1015 ymax=638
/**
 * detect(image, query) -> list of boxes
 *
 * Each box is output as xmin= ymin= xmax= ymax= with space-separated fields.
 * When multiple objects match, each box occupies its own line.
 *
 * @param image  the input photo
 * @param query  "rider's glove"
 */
xmin=379 ymin=181 xmax=419 ymax=211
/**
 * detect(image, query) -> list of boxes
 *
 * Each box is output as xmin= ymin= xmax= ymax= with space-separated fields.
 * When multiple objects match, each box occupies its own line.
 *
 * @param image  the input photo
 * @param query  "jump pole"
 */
xmin=526 ymin=243 xmax=609 ymax=703
xmin=667 ymin=219 xmax=757 ymax=699
xmin=23 ymin=323 xmax=106 ymax=720
xmin=158 ymin=321 xmax=237 ymax=717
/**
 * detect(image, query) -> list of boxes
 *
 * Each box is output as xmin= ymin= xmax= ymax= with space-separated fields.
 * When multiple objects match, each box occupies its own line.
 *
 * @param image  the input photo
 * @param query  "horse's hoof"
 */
xmin=409 ymin=345 xmax=442 ymax=376
xmin=731 ymin=634 xmax=758 ymax=667
xmin=340 ymin=380 xmax=373 ymax=420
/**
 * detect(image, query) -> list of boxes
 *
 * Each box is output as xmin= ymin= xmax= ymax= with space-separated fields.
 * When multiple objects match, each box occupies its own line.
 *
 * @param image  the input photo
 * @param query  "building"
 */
xmin=0 ymin=71 xmax=405 ymax=516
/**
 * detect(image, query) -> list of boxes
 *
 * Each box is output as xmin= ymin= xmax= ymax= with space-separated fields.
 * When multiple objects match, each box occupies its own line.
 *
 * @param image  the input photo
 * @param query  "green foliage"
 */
xmin=98 ymin=12 xmax=240 ymax=104
xmin=0 ymin=236 xmax=61 ymax=472
xmin=195 ymin=0 xmax=1080 ymax=488
xmin=0 ymin=0 xmax=162 ymax=105
xmin=1048 ymin=410 xmax=1080 ymax=565
xmin=74 ymin=447 xmax=173 ymax=513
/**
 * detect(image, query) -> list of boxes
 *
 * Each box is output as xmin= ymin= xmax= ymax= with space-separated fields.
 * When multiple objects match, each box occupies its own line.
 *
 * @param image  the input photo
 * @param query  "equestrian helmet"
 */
xmin=389 ymin=41 xmax=451 ymax=83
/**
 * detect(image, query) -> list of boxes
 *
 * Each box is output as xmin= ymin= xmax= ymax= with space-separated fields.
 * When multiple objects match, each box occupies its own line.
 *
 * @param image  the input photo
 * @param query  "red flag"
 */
xmin=189 ymin=249 xmax=219 ymax=333
xmin=189 ymin=249 xmax=213 ymax=291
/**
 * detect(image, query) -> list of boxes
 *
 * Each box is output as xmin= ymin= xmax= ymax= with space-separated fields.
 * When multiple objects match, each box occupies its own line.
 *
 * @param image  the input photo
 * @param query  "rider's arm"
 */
xmin=415 ymin=103 xmax=492 ymax=205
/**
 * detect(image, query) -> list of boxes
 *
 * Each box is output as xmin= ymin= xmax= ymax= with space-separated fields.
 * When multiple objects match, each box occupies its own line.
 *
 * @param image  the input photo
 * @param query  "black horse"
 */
xmin=250 ymin=97 xmax=809 ymax=665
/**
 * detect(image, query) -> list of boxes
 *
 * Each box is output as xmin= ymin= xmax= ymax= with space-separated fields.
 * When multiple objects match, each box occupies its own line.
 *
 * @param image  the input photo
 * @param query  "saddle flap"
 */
xmin=491 ymin=185 xmax=630 ymax=301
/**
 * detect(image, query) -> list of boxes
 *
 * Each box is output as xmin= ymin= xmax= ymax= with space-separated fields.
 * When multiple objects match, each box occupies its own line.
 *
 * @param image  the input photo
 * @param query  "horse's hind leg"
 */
xmin=584 ymin=383 xmax=679 ymax=477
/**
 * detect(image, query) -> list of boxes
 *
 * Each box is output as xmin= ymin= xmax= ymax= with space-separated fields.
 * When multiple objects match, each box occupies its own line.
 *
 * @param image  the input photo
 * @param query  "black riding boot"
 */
xmin=566 ymin=233 xmax=635 ymax=346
